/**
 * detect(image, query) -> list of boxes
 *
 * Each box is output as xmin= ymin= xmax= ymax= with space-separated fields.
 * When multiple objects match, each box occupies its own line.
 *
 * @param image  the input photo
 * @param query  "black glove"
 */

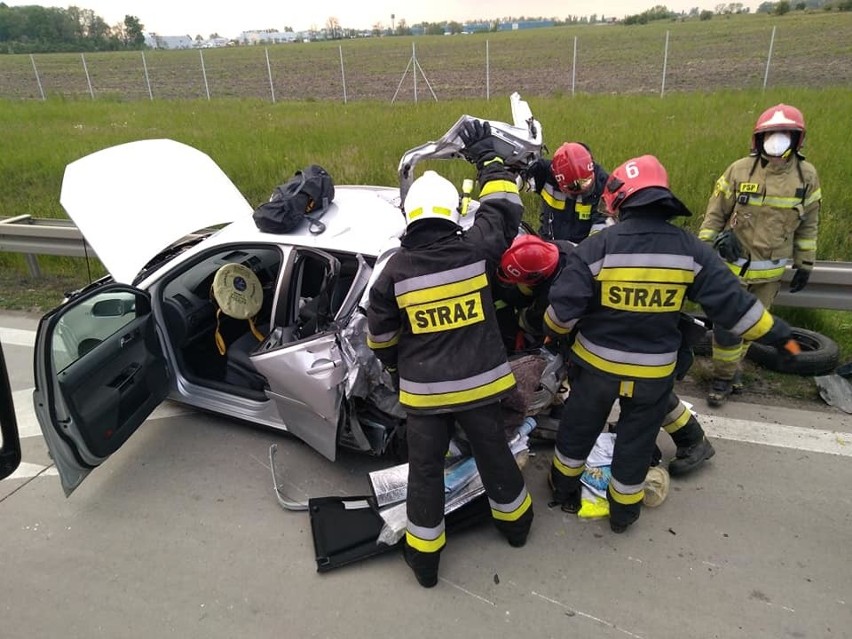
xmin=712 ymin=229 xmax=742 ymax=263
xmin=459 ymin=120 xmax=502 ymax=168
xmin=789 ymin=268 xmax=811 ymax=293
xmin=523 ymin=158 xmax=551 ymax=193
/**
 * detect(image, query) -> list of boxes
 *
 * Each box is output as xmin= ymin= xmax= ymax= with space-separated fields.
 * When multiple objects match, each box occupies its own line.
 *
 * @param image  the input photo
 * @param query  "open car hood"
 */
xmin=60 ymin=139 xmax=253 ymax=284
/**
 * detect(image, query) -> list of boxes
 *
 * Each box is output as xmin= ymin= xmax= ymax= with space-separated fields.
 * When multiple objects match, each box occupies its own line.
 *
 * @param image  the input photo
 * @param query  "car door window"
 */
xmin=52 ymin=291 xmax=138 ymax=372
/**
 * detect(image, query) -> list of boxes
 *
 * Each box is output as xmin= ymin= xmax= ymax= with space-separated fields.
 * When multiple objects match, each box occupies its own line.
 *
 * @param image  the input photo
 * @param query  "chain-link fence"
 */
xmin=1 ymin=17 xmax=851 ymax=102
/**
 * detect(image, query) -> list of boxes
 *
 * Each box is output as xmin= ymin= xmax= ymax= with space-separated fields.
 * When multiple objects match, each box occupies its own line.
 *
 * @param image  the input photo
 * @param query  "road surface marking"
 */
xmin=0 ymin=326 xmax=36 ymax=348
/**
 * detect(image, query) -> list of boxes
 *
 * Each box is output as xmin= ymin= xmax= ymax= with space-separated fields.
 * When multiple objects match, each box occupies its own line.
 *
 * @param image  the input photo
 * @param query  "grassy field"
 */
xmin=0 ymin=12 xmax=850 ymax=362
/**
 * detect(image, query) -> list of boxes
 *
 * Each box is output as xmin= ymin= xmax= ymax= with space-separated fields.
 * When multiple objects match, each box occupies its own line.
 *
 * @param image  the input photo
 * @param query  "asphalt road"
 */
xmin=1 ymin=310 xmax=851 ymax=639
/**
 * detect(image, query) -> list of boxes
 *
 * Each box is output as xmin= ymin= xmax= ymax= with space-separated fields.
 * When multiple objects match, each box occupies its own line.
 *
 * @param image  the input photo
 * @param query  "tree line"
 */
xmin=0 ymin=3 xmax=145 ymax=54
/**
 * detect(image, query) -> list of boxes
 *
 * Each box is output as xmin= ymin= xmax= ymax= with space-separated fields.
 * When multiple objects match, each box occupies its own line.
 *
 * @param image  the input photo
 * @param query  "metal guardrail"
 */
xmin=1 ymin=215 xmax=850 ymax=311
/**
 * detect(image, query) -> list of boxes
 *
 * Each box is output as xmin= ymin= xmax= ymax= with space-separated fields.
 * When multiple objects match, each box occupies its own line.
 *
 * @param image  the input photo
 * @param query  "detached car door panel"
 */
xmin=33 ymin=285 xmax=168 ymax=495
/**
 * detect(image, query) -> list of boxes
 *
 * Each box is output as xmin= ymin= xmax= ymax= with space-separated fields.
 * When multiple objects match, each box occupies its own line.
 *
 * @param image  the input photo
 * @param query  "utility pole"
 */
xmin=391 ymin=13 xmax=395 ymax=35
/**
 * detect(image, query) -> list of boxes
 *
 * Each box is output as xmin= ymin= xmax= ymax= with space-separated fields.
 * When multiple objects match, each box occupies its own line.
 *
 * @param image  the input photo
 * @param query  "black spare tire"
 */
xmin=746 ymin=326 xmax=840 ymax=376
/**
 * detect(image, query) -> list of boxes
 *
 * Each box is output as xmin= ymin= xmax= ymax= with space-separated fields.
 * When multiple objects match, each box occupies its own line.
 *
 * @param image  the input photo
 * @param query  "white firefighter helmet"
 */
xmin=403 ymin=170 xmax=460 ymax=227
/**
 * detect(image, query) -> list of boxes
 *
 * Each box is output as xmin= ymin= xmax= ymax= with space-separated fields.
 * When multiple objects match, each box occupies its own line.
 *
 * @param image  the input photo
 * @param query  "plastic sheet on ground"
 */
xmin=814 ymin=374 xmax=852 ymax=413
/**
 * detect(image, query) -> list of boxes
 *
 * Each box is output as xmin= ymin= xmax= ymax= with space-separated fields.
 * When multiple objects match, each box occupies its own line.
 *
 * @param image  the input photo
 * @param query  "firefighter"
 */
xmin=497 ymin=234 xmax=716 ymax=477
xmin=366 ymin=120 xmax=533 ymax=588
xmin=543 ymin=154 xmax=799 ymax=533
xmin=699 ymin=104 xmax=821 ymax=406
xmin=526 ymin=141 xmax=610 ymax=242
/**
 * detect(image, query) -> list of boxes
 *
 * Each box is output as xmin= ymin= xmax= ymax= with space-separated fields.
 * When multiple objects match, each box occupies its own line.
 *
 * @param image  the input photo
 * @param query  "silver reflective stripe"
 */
xmin=602 ymin=253 xmax=695 ymax=270
xmin=369 ymin=329 xmax=399 ymax=343
xmin=730 ymin=300 xmax=766 ymax=335
xmin=407 ymin=519 xmax=445 ymax=540
xmin=576 ymin=332 xmax=677 ymax=366
xmin=611 ymin=477 xmax=644 ymax=494
xmin=554 ymin=448 xmax=585 ymax=469
xmin=394 ymin=260 xmax=486 ymax=297
xmin=587 ymin=258 xmax=604 ymax=277
xmin=748 ymin=258 xmax=790 ymax=272
xmin=489 ymin=486 xmax=530 ymax=514
xmin=543 ymin=183 xmax=567 ymax=201
xmin=665 ymin=403 xmax=685 ymax=423
xmin=400 ymin=361 xmax=513 ymax=395
xmin=545 ymin=306 xmax=577 ymax=332
xmin=481 ymin=191 xmax=523 ymax=205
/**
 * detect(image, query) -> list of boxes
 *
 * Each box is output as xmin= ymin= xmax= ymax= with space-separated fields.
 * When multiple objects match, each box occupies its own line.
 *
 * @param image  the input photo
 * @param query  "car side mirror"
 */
xmin=92 ymin=298 xmax=131 ymax=317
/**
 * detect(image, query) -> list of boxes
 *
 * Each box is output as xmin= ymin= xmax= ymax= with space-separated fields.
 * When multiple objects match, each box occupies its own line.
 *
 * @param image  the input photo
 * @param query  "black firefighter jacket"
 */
xmin=367 ymin=166 xmax=524 ymax=414
xmin=533 ymin=160 xmax=610 ymax=243
xmin=543 ymin=211 xmax=782 ymax=381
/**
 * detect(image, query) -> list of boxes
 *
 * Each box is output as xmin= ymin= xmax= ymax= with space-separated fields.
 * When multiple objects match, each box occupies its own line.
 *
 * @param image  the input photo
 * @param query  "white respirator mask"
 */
xmin=762 ymin=131 xmax=792 ymax=157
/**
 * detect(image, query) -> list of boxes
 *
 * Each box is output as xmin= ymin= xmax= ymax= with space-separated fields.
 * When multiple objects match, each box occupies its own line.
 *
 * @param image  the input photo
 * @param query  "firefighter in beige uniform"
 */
xmin=698 ymin=104 xmax=821 ymax=406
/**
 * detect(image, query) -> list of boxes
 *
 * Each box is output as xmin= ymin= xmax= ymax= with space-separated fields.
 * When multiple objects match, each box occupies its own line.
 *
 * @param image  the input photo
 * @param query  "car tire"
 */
xmin=746 ymin=327 xmax=840 ymax=376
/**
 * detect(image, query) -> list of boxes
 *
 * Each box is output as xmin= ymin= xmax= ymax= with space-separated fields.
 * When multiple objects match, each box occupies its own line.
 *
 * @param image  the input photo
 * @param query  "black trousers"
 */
xmin=551 ymin=365 xmax=673 ymax=528
xmin=405 ymin=402 xmax=533 ymax=576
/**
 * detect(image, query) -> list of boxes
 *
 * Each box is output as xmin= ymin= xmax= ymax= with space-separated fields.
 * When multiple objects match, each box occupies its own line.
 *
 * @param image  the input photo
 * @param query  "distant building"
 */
xmin=238 ymin=30 xmax=299 ymax=45
xmin=144 ymin=33 xmax=194 ymax=49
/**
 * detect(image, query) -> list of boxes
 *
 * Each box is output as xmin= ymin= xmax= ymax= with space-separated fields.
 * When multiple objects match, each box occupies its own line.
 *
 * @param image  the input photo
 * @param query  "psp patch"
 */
xmin=406 ymin=292 xmax=485 ymax=333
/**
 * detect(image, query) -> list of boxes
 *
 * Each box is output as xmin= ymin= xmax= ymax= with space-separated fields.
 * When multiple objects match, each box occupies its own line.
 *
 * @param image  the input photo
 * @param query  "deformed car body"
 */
xmin=33 ymin=95 xmax=548 ymax=496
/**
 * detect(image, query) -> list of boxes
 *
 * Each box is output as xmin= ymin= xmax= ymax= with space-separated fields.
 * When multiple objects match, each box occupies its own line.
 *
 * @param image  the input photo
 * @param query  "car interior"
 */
xmin=157 ymin=243 xmax=366 ymax=400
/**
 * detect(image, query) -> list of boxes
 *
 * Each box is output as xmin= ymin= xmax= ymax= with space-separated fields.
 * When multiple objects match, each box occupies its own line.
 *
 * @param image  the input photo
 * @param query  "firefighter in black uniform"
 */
xmin=543 ymin=155 xmax=799 ymax=533
xmin=496 ymin=234 xmax=715 ymax=477
xmin=527 ymin=141 xmax=610 ymax=242
xmin=367 ymin=120 xmax=534 ymax=588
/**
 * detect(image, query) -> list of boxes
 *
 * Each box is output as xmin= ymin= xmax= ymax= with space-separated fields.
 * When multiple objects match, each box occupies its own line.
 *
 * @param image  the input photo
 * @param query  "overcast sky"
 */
xmin=3 ymin=1 xmax=763 ymax=38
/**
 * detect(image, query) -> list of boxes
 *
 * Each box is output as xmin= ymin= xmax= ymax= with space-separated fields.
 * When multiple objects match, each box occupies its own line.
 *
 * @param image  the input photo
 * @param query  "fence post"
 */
xmin=30 ymin=54 xmax=45 ymax=101
xmin=199 ymin=50 xmax=210 ymax=100
xmin=412 ymin=42 xmax=418 ymax=104
xmin=571 ymin=36 xmax=577 ymax=97
xmin=339 ymin=45 xmax=347 ymax=104
xmin=265 ymin=47 xmax=276 ymax=103
xmin=486 ymin=39 xmax=490 ymax=101
xmin=81 ymin=53 xmax=95 ymax=99
xmin=141 ymin=51 xmax=153 ymax=100
xmin=661 ymin=30 xmax=670 ymax=98
xmin=763 ymin=25 xmax=776 ymax=91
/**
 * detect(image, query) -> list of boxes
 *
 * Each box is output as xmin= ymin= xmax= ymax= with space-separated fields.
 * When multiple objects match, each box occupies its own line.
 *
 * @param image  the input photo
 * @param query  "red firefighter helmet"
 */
xmin=751 ymin=103 xmax=806 ymax=154
xmin=551 ymin=142 xmax=595 ymax=195
xmin=498 ymin=235 xmax=560 ymax=286
xmin=601 ymin=155 xmax=692 ymax=217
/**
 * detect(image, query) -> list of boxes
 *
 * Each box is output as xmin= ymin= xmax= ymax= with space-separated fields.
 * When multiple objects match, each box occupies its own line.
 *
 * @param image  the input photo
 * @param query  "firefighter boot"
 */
xmin=707 ymin=378 xmax=733 ymax=407
xmin=548 ymin=468 xmax=581 ymax=513
xmin=404 ymin=544 xmax=440 ymax=588
xmin=669 ymin=437 xmax=716 ymax=477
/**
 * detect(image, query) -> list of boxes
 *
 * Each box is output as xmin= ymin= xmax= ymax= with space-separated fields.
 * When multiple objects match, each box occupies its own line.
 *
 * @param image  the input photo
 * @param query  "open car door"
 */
xmin=250 ymin=248 xmax=352 ymax=462
xmin=33 ymin=283 xmax=169 ymax=496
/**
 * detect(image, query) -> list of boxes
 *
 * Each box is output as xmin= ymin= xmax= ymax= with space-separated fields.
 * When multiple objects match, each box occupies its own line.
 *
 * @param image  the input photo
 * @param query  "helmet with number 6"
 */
xmin=551 ymin=142 xmax=595 ymax=195
xmin=498 ymin=235 xmax=560 ymax=286
xmin=602 ymin=155 xmax=691 ymax=217
xmin=751 ymin=103 xmax=806 ymax=156
xmin=403 ymin=170 xmax=461 ymax=228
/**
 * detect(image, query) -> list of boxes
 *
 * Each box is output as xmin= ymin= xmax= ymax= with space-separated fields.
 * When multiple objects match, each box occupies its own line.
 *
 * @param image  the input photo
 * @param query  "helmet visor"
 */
xmin=561 ymin=175 xmax=594 ymax=195
xmin=763 ymin=131 xmax=792 ymax=157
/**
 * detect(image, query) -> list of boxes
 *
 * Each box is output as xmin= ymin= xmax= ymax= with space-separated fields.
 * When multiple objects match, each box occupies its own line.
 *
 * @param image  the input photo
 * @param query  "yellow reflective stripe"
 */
xmin=742 ymin=265 xmax=787 ymax=281
xmin=480 ymin=179 xmax=520 ymax=197
xmin=408 ymin=205 xmax=454 ymax=221
xmin=698 ymin=228 xmax=718 ymax=242
xmin=713 ymin=176 xmax=732 ymax=197
xmin=796 ymin=238 xmax=817 ymax=250
xmin=741 ymin=309 xmax=774 ymax=341
xmin=541 ymin=188 xmax=567 ymax=210
xmin=367 ymin=332 xmax=400 ymax=349
xmin=544 ymin=307 xmax=574 ymax=335
xmin=405 ymin=530 xmax=446 ymax=553
xmin=396 ymin=273 xmax=487 ymax=308
xmin=745 ymin=195 xmax=801 ymax=208
xmin=552 ymin=455 xmax=584 ymax=478
xmin=491 ymin=492 xmax=532 ymax=522
xmin=572 ymin=340 xmax=675 ymax=379
xmin=596 ymin=267 xmax=695 ymax=284
xmin=712 ymin=343 xmax=742 ymax=362
xmin=804 ymin=188 xmax=821 ymax=206
xmin=619 ymin=380 xmax=634 ymax=398
xmin=663 ymin=404 xmax=692 ymax=433
xmin=494 ymin=299 xmax=508 ymax=310
xmin=399 ymin=372 xmax=515 ymax=409
xmin=609 ymin=484 xmax=645 ymax=505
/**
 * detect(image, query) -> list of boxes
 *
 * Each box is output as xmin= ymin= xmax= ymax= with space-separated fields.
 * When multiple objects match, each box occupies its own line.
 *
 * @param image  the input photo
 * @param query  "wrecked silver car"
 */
xmin=32 ymin=94 xmax=558 ymax=497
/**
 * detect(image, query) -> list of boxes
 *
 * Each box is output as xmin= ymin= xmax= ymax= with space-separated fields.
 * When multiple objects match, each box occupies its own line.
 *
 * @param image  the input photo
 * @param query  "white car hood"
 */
xmin=60 ymin=139 xmax=253 ymax=284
